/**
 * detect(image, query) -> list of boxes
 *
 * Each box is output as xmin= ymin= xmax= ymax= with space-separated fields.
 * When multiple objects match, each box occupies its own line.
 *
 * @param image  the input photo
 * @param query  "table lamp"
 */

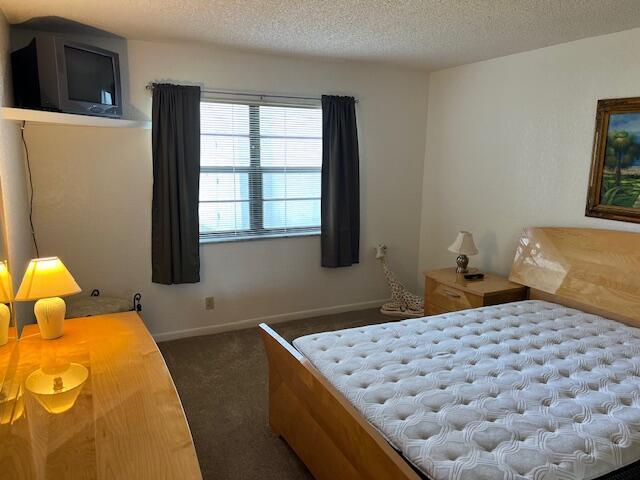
xmin=448 ymin=231 xmax=479 ymax=273
xmin=0 ymin=260 xmax=12 ymax=346
xmin=15 ymin=257 xmax=81 ymax=340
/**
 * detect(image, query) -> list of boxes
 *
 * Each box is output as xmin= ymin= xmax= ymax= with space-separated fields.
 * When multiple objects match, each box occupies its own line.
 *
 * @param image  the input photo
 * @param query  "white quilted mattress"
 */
xmin=292 ymin=301 xmax=640 ymax=480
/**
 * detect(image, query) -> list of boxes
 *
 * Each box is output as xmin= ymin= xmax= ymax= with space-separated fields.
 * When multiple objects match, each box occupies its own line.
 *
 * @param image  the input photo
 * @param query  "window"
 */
xmin=199 ymin=100 xmax=322 ymax=242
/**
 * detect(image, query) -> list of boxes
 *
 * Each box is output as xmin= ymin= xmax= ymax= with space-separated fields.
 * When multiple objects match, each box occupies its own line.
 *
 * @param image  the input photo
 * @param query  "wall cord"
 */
xmin=20 ymin=121 xmax=39 ymax=257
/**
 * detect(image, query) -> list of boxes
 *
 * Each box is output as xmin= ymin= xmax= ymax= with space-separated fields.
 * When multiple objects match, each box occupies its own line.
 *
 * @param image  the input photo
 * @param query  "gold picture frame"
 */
xmin=586 ymin=96 xmax=640 ymax=224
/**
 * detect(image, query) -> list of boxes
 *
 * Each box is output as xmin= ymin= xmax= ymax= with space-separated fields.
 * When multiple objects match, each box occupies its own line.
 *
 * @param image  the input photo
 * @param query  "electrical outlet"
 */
xmin=205 ymin=296 xmax=215 ymax=310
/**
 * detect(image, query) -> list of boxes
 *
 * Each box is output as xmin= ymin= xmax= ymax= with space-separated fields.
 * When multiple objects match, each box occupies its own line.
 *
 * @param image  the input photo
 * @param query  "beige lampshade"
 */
xmin=0 ymin=260 xmax=13 ymax=303
xmin=15 ymin=257 xmax=81 ymax=301
xmin=448 ymin=231 xmax=479 ymax=256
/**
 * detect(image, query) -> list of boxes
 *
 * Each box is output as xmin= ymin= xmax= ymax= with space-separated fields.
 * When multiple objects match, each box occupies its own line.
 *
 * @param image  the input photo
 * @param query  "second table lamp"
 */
xmin=448 ymin=231 xmax=479 ymax=273
xmin=15 ymin=257 xmax=81 ymax=340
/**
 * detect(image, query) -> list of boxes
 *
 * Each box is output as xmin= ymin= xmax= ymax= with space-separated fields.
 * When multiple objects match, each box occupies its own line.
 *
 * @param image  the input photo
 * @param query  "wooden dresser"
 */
xmin=424 ymin=267 xmax=526 ymax=315
xmin=0 ymin=312 xmax=202 ymax=479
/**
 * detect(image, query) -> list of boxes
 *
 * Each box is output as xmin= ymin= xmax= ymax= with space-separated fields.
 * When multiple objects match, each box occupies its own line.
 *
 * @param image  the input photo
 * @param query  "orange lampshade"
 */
xmin=0 ymin=260 xmax=13 ymax=303
xmin=15 ymin=257 xmax=81 ymax=301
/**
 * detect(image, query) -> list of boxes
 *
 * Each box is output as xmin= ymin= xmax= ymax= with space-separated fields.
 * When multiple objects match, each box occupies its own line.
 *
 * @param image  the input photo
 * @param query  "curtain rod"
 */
xmin=145 ymin=83 xmax=358 ymax=103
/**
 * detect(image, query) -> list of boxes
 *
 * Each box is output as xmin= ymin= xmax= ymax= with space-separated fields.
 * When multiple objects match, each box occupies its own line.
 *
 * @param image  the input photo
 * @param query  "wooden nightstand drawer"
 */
xmin=426 ymin=279 xmax=483 ymax=312
xmin=425 ymin=302 xmax=450 ymax=316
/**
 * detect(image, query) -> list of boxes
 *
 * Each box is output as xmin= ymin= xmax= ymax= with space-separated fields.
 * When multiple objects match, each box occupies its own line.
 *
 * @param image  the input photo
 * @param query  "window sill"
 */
xmin=200 ymin=230 xmax=320 ymax=245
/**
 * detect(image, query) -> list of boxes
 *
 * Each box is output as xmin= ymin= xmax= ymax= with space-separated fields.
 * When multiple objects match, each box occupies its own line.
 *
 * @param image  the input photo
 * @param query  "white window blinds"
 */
xmin=199 ymin=100 xmax=322 ymax=241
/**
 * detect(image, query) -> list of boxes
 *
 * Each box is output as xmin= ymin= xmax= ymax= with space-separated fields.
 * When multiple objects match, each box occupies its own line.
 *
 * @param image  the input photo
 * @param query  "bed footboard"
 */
xmin=258 ymin=323 xmax=419 ymax=480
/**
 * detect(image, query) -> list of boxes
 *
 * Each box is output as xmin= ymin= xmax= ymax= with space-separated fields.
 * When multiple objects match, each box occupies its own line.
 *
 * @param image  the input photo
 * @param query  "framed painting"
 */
xmin=587 ymin=97 xmax=640 ymax=223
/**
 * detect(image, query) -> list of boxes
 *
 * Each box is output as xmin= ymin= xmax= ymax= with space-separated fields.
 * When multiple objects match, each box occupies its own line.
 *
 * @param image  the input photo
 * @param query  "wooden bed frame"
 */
xmin=259 ymin=227 xmax=640 ymax=480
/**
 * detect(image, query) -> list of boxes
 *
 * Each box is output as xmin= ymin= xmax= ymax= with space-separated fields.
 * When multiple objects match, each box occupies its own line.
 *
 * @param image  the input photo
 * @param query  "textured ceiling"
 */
xmin=3 ymin=0 xmax=640 ymax=70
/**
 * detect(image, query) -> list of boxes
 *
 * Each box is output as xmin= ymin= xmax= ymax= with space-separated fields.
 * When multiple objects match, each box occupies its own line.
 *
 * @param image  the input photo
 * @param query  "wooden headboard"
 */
xmin=509 ymin=227 xmax=640 ymax=327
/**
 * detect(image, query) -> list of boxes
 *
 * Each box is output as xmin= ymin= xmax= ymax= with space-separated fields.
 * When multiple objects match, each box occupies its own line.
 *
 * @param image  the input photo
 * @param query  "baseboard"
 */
xmin=153 ymin=298 xmax=388 ymax=342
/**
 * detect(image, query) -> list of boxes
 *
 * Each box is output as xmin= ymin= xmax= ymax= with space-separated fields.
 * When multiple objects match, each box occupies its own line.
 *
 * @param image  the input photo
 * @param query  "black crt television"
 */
xmin=11 ymin=36 xmax=122 ymax=118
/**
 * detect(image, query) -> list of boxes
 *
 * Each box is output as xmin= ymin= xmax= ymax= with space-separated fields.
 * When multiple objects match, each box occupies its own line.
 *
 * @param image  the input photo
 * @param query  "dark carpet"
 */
xmin=158 ymin=308 xmax=394 ymax=480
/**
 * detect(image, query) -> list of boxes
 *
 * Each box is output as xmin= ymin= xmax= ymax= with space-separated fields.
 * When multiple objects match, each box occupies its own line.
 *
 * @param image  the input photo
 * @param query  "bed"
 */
xmin=259 ymin=227 xmax=640 ymax=480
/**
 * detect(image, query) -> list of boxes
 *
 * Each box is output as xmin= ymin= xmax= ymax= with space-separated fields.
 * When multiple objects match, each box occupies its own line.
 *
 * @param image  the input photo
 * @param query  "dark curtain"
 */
xmin=321 ymin=95 xmax=360 ymax=268
xmin=151 ymin=84 xmax=201 ymax=284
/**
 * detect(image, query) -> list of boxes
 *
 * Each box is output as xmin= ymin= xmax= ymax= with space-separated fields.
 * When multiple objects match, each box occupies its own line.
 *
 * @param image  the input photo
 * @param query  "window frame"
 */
xmin=199 ymin=97 xmax=322 ymax=243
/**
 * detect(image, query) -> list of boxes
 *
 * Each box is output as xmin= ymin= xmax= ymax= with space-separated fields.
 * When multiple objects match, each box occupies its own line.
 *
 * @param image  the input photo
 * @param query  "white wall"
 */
xmin=26 ymin=39 xmax=429 ymax=338
xmin=419 ymin=27 xmax=640 ymax=283
xmin=0 ymin=13 xmax=34 ymax=327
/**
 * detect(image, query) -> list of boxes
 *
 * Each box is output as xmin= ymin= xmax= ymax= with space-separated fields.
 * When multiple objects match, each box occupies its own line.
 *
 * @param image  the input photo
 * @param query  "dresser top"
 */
xmin=0 ymin=312 xmax=202 ymax=480
xmin=425 ymin=267 xmax=525 ymax=297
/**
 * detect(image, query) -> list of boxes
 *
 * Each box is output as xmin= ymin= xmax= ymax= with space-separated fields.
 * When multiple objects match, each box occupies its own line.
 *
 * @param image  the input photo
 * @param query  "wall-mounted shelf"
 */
xmin=2 ymin=107 xmax=151 ymax=129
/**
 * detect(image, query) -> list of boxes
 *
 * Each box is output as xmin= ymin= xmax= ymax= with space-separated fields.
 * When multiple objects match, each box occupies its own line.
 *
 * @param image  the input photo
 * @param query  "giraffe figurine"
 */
xmin=375 ymin=244 xmax=425 ymax=317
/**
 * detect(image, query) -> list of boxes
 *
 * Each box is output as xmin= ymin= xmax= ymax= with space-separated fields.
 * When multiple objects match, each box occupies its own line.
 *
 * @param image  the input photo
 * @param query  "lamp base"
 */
xmin=455 ymin=254 xmax=469 ymax=274
xmin=34 ymin=297 xmax=66 ymax=340
xmin=0 ymin=303 xmax=9 ymax=346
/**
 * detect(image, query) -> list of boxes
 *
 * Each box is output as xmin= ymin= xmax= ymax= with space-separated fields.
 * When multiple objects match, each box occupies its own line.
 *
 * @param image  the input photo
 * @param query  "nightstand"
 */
xmin=424 ymin=267 xmax=526 ymax=315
